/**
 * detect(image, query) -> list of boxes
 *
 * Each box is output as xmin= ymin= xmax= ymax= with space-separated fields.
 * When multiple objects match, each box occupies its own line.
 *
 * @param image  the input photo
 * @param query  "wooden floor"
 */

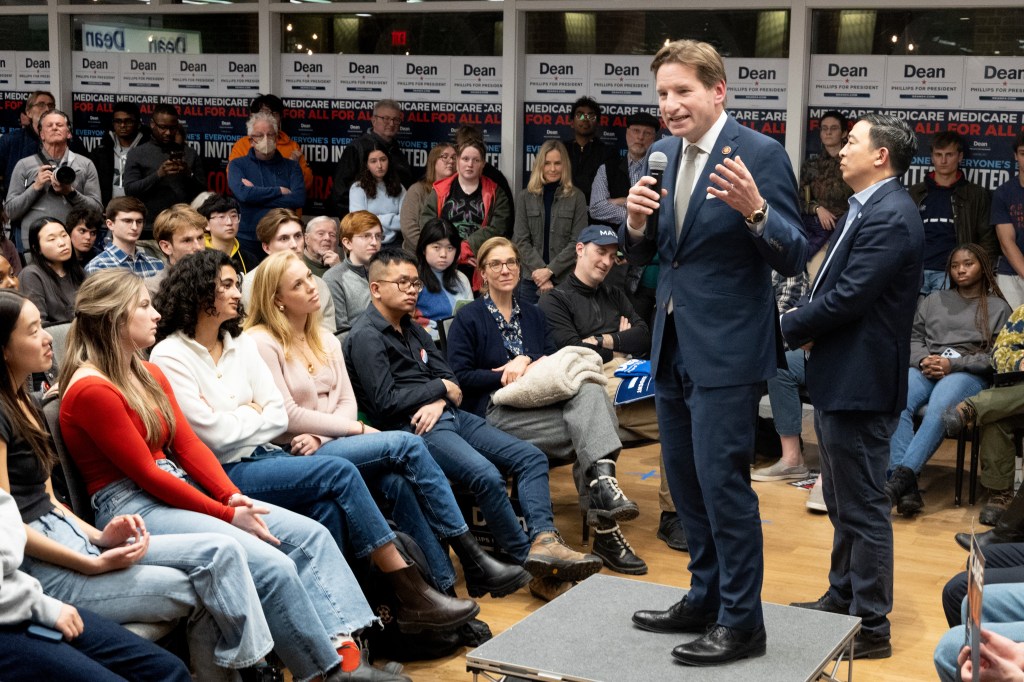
xmin=396 ymin=425 xmax=985 ymax=682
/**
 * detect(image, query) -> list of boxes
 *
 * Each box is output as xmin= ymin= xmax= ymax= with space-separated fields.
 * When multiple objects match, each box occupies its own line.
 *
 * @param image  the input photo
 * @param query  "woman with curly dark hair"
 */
xmin=349 ymin=143 xmax=405 ymax=245
xmin=150 ymin=250 xmax=484 ymax=634
xmin=19 ymin=217 xmax=85 ymax=326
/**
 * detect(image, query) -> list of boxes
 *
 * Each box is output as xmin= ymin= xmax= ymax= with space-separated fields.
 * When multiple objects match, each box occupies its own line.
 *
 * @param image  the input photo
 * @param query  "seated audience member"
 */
xmin=422 ymin=139 xmax=511 ymax=286
xmin=240 ymin=208 xmax=336 ymax=335
xmin=415 ymin=218 xmax=472 ymax=340
xmin=0 ymin=91 xmax=56 ymax=202
xmin=910 ymin=131 xmax=997 ymax=295
xmin=330 ymin=99 xmax=414 ymax=219
xmin=324 ymin=211 xmax=381 ymax=341
xmin=800 ymin=110 xmax=852 ymax=274
xmin=588 ymin=112 xmax=659 ymax=228
xmin=242 ymin=250 xmax=528 ymax=600
xmin=454 ymin=126 xmax=515 ymax=228
xmin=154 ymin=204 xmax=206 ymax=267
xmin=344 ymin=249 xmax=602 ymax=602
xmin=6 ymin=110 xmax=103 ymax=251
xmin=64 ymin=206 xmax=104 ymax=267
xmin=0 ymin=289 xmax=280 ymax=680
xmin=229 ymin=94 xmax=313 ymax=191
xmin=57 ymin=269 xmax=409 ymax=682
xmin=350 ymin=145 xmax=406 ymax=246
xmin=400 ymin=143 xmax=456 ymax=255
xmin=0 ymin=488 xmax=192 ymax=682
xmin=195 ymin=193 xmax=258 ymax=276
xmin=303 ymin=215 xmax=342 ymax=278
xmin=538 ymin=226 xmax=684 ymax=551
xmin=123 ymin=103 xmax=205 ymax=237
xmin=0 ymin=255 xmax=18 ymax=289
xmin=993 ymin=131 xmax=1024 ymax=310
xmin=513 ymin=140 xmax=587 ymax=304
xmin=228 ymin=112 xmax=305 ymax=256
xmin=150 ymin=251 xmax=482 ymax=627
xmin=944 ymin=302 xmax=1024 ymax=526
xmin=84 ymin=198 xmax=163 ymax=281
xmin=19 ymin=217 xmax=83 ymax=325
xmin=1 ymin=232 xmax=20 ymax=277
xmin=90 ymin=101 xmax=149 ymax=207
xmin=885 ymin=245 xmax=1009 ymax=517
xmin=446 ymin=237 xmax=645 ymax=576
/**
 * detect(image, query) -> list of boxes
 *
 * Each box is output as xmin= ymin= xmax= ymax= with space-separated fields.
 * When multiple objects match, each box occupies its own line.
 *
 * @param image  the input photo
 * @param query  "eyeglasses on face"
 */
xmin=376 ymin=278 xmax=424 ymax=293
xmin=484 ymin=258 xmax=520 ymax=273
xmin=575 ymin=113 xmax=597 ymax=121
xmin=374 ymin=115 xmax=402 ymax=125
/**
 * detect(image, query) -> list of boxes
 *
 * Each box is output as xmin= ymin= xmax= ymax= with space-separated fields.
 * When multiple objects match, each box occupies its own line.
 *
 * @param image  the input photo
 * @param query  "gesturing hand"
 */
xmin=708 ymin=155 xmax=764 ymax=219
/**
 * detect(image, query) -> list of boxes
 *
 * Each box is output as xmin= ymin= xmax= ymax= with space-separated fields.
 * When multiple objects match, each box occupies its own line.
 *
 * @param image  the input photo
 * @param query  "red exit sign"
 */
xmin=391 ymin=30 xmax=407 ymax=47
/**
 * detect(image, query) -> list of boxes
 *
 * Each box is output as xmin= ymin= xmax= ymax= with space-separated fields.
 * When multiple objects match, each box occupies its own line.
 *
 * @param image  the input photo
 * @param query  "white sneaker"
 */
xmin=806 ymin=476 xmax=827 ymax=512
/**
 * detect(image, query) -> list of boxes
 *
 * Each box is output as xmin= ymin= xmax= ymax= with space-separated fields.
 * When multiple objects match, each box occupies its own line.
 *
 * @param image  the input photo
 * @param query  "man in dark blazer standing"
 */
xmin=782 ymin=113 xmax=924 ymax=659
xmin=620 ymin=40 xmax=807 ymax=666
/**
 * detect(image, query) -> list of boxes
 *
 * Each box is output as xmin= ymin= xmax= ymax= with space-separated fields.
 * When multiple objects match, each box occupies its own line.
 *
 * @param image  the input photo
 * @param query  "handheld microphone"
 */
xmin=646 ymin=151 xmax=668 ymax=239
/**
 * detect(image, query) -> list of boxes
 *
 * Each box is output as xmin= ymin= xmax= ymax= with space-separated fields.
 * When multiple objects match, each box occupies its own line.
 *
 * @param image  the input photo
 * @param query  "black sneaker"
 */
xmin=592 ymin=523 xmax=647 ymax=575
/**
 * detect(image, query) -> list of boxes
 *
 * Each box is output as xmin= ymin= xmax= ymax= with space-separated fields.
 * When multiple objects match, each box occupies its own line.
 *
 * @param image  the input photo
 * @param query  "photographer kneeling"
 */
xmin=5 ymin=109 xmax=103 ymax=260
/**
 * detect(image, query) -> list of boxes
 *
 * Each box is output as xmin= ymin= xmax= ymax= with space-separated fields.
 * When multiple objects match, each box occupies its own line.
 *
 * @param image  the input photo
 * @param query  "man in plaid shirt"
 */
xmin=85 ymin=196 xmax=164 ymax=282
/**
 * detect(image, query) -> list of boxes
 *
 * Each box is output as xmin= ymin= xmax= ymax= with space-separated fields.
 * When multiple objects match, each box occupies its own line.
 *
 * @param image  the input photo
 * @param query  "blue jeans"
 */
xmin=311 ymin=431 xmax=468 ymax=592
xmin=920 ymin=269 xmax=948 ymax=296
xmin=222 ymin=445 xmax=396 ymax=561
xmin=889 ymin=368 xmax=988 ymax=474
xmin=934 ymin=583 xmax=1024 ymax=681
xmin=0 ymin=607 xmax=192 ymax=682
xmin=23 ymin=510 xmax=272 ymax=680
xmin=92 ymin=460 xmax=375 ymax=682
xmin=766 ymin=348 xmax=806 ymax=437
xmin=417 ymin=408 xmax=554 ymax=564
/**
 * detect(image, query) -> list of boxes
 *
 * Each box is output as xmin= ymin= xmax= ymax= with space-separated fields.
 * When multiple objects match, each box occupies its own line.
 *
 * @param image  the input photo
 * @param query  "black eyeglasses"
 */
xmin=377 ymin=279 xmax=424 ymax=293
xmin=483 ymin=258 xmax=520 ymax=273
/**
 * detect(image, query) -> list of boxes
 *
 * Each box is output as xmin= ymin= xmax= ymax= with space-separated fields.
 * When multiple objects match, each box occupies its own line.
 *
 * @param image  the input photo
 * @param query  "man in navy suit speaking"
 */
xmin=783 ymin=114 xmax=923 ymax=659
xmin=621 ymin=40 xmax=807 ymax=666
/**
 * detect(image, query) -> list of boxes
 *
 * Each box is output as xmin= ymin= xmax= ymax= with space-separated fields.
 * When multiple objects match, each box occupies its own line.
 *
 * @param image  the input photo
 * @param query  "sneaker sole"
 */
xmin=524 ymin=555 xmax=603 ymax=582
xmin=806 ymin=501 xmax=827 ymax=512
xmin=751 ymin=471 xmax=809 ymax=482
xmin=587 ymin=505 xmax=640 ymax=526
xmin=466 ymin=569 xmax=532 ymax=599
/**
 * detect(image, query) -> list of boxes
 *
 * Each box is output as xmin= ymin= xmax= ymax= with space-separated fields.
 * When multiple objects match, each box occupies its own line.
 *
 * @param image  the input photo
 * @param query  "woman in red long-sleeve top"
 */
xmin=57 ymin=269 xmax=407 ymax=682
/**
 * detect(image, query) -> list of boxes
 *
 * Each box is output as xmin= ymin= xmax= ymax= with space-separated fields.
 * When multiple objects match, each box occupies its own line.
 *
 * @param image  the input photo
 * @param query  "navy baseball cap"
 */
xmin=578 ymin=225 xmax=619 ymax=246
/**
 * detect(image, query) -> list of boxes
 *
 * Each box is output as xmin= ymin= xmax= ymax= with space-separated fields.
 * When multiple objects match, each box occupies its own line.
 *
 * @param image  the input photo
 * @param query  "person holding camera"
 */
xmin=4 ymin=109 xmax=102 ymax=258
xmin=124 ymin=103 xmax=205 ymax=239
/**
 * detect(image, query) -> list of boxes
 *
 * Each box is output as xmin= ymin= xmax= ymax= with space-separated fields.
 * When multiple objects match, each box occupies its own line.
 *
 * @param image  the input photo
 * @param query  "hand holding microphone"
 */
xmin=626 ymin=150 xmax=669 ymax=239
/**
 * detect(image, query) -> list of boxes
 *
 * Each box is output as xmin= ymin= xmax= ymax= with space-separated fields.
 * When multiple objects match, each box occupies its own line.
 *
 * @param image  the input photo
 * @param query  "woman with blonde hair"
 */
xmin=512 ymin=140 xmax=587 ymax=304
xmin=245 ymin=250 xmax=530 ymax=600
xmin=56 ymin=269 xmax=408 ymax=682
xmin=400 ymin=143 xmax=455 ymax=255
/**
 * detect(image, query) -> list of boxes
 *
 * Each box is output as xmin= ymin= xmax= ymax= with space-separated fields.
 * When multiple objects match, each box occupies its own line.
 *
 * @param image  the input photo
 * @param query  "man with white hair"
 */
xmin=303 ymin=214 xmax=341 ymax=278
xmin=227 ymin=111 xmax=306 ymax=257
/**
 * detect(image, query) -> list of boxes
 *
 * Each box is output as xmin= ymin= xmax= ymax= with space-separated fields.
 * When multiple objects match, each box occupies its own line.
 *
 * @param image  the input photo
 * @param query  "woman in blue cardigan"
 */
xmin=445 ymin=236 xmax=646 ymax=577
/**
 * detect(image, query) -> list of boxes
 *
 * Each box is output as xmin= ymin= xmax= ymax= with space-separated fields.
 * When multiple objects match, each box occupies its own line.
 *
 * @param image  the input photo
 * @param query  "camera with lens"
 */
xmin=54 ymin=164 xmax=76 ymax=185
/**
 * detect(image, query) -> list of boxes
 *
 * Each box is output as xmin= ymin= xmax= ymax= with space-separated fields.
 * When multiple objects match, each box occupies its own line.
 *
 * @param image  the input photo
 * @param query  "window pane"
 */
xmin=812 ymin=8 xmax=1024 ymax=56
xmin=73 ymin=15 xmax=259 ymax=54
xmin=526 ymin=10 xmax=789 ymax=58
xmin=282 ymin=13 xmax=502 ymax=57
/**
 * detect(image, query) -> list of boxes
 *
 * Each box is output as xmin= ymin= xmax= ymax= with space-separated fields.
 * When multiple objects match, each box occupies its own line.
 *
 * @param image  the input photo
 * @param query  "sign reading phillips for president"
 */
xmin=808 ymin=55 xmax=887 ymax=107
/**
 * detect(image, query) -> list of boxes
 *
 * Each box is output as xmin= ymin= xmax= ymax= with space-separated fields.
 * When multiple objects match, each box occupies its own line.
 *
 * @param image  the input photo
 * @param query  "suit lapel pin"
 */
xmin=721 ymin=146 xmax=732 ymax=155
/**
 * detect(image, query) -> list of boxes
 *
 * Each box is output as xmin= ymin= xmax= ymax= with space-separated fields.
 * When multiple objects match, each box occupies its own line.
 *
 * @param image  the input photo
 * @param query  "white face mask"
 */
xmin=254 ymin=136 xmax=276 ymax=156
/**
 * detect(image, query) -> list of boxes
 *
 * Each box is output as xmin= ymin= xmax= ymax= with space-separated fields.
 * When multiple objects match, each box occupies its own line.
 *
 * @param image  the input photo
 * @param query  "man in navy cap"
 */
xmin=540 ymin=226 xmax=675 ymax=551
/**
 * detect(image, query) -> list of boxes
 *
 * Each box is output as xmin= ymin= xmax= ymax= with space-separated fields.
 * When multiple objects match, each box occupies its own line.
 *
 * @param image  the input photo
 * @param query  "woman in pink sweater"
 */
xmin=246 ymin=251 xmax=530 ymax=600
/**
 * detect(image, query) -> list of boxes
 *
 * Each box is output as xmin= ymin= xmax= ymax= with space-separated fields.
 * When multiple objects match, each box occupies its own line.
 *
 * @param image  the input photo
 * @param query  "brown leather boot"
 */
xmin=385 ymin=563 xmax=479 ymax=633
xmin=524 ymin=531 xmax=603 ymax=582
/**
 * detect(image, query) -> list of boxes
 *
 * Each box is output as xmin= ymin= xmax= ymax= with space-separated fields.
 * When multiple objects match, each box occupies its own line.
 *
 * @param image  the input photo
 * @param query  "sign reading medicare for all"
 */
xmin=82 ymin=24 xmax=202 ymax=54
